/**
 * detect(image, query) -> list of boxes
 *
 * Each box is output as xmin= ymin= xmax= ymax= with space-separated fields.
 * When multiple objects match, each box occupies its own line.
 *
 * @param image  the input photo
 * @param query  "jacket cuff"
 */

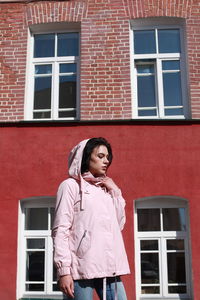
xmin=109 ymin=188 xmax=122 ymax=198
xmin=57 ymin=266 xmax=71 ymax=277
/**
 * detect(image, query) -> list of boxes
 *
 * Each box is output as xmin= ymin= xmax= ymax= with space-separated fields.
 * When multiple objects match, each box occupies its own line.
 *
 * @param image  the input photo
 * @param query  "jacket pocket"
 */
xmin=76 ymin=229 xmax=91 ymax=258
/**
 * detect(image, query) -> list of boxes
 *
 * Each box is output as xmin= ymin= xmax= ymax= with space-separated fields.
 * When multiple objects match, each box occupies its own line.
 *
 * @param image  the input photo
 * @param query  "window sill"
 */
xmin=140 ymin=297 xmax=191 ymax=300
xmin=20 ymin=295 xmax=63 ymax=300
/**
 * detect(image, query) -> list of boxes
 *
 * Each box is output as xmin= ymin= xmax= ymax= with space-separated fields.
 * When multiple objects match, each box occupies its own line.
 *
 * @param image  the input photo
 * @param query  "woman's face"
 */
xmin=88 ymin=145 xmax=110 ymax=177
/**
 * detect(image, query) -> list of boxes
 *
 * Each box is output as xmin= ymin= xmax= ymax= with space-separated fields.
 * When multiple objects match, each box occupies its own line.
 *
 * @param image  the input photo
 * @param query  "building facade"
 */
xmin=0 ymin=0 xmax=200 ymax=300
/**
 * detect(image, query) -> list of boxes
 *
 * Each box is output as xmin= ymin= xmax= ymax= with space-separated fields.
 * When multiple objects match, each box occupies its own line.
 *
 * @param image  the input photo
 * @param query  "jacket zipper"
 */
xmin=77 ymin=230 xmax=87 ymax=252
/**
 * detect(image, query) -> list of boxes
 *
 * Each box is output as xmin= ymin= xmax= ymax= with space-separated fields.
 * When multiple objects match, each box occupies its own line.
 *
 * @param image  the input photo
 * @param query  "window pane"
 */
xmin=162 ymin=60 xmax=180 ymax=70
xmin=57 ymin=33 xmax=79 ymax=56
xmin=138 ymin=109 xmax=157 ymax=116
xmin=26 ymin=283 xmax=44 ymax=291
xmin=58 ymin=110 xmax=76 ymax=118
xmin=53 ymin=263 xmax=57 ymax=281
xmin=53 ymin=283 xmax=60 ymax=291
xmin=59 ymin=75 xmax=76 ymax=109
xmin=60 ymin=63 xmax=76 ymax=73
xmin=25 ymin=208 xmax=48 ymax=230
xmin=158 ymin=29 xmax=180 ymax=53
xmin=27 ymin=239 xmax=45 ymax=249
xmin=134 ymin=30 xmax=156 ymax=54
xmin=138 ymin=209 xmax=160 ymax=231
xmin=137 ymin=64 xmax=154 ymax=74
xmin=33 ymin=111 xmax=51 ymax=119
xmin=165 ymin=108 xmax=183 ymax=116
xmin=52 ymin=261 xmax=59 ymax=291
xmin=168 ymin=286 xmax=186 ymax=294
xmin=35 ymin=64 xmax=52 ymax=75
xmin=167 ymin=239 xmax=185 ymax=250
xmin=141 ymin=240 xmax=158 ymax=251
xmin=34 ymin=76 xmax=52 ymax=110
xmin=26 ymin=251 xmax=44 ymax=281
xmin=50 ymin=207 xmax=55 ymax=230
xmin=137 ymin=75 xmax=156 ymax=107
xmin=163 ymin=72 xmax=182 ymax=106
xmin=34 ymin=34 xmax=55 ymax=58
xmin=141 ymin=286 xmax=160 ymax=294
xmin=167 ymin=253 xmax=186 ymax=284
xmin=163 ymin=208 xmax=186 ymax=231
xmin=141 ymin=253 xmax=159 ymax=284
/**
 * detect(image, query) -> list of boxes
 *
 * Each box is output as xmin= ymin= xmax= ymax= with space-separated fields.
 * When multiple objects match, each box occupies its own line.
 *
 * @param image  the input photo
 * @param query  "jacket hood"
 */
xmin=68 ymin=139 xmax=89 ymax=179
xmin=68 ymin=139 xmax=89 ymax=210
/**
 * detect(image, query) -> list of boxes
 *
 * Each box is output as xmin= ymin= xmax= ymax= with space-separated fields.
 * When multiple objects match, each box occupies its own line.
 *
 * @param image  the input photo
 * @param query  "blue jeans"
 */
xmin=64 ymin=276 xmax=127 ymax=300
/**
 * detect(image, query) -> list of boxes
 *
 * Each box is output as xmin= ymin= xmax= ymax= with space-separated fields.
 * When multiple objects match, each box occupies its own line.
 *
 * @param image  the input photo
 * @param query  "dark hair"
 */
xmin=81 ymin=137 xmax=113 ymax=174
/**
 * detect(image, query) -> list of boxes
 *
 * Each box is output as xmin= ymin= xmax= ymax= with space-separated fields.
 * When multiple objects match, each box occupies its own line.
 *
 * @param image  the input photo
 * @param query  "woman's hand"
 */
xmin=59 ymin=274 xmax=74 ymax=298
xmin=101 ymin=176 xmax=119 ymax=192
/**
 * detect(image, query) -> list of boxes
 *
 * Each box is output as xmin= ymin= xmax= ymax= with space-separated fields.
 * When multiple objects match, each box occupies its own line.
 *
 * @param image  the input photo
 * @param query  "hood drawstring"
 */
xmin=103 ymin=278 xmax=106 ymax=300
xmin=103 ymin=277 xmax=118 ymax=300
xmin=114 ymin=276 xmax=118 ymax=300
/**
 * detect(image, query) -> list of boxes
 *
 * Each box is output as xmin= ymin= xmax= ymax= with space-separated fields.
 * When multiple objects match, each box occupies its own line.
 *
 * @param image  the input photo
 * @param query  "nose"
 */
xmin=104 ymin=157 xmax=109 ymax=164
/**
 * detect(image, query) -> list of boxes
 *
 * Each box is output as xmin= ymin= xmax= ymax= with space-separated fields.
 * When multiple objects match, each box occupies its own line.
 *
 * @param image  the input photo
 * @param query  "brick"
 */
xmin=0 ymin=0 xmax=200 ymax=121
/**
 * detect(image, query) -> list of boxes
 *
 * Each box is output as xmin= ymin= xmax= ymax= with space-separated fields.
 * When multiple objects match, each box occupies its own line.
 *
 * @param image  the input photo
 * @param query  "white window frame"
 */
xmin=24 ymin=23 xmax=80 ymax=121
xmin=17 ymin=196 xmax=63 ymax=300
xmin=130 ymin=18 xmax=189 ymax=119
xmin=134 ymin=196 xmax=193 ymax=300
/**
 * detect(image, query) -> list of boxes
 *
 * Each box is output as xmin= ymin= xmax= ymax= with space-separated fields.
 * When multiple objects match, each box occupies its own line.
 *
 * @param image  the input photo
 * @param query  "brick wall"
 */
xmin=0 ymin=0 xmax=200 ymax=121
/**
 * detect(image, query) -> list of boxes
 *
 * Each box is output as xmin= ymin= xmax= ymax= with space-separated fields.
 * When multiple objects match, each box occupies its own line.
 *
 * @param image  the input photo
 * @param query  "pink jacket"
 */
xmin=52 ymin=140 xmax=130 ymax=280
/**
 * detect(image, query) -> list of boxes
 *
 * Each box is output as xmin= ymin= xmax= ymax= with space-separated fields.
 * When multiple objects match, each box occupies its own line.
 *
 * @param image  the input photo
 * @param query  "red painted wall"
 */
xmin=0 ymin=122 xmax=200 ymax=299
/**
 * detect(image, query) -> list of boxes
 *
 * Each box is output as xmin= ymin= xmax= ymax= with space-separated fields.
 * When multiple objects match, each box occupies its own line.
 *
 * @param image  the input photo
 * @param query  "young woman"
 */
xmin=52 ymin=137 xmax=130 ymax=300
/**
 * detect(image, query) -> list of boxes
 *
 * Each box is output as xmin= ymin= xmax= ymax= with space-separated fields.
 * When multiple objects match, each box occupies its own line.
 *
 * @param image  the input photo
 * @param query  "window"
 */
xmin=25 ymin=29 xmax=79 ymax=120
xmin=131 ymin=19 xmax=188 ymax=119
xmin=17 ymin=197 xmax=60 ymax=299
xmin=134 ymin=196 xmax=192 ymax=300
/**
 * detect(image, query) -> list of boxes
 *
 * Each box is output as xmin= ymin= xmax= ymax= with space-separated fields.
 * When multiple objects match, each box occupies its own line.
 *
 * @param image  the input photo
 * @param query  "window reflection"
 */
xmin=138 ymin=209 xmax=160 ymax=231
xmin=57 ymin=33 xmax=79 ymax=56
xmin=141 ymin=253 xmax=159 ymax=284
xmin=138 ymin=109 xmax=157 ymax=116
xmin=50 ymin=207 xmax=55 ymax=230
xmin=26 ymin=251 xmax=44 ymax=281
xmin=141 ymin=286 xmax=160 ymax=294
xmin=59 ymin=76 xmax=76 ymax=109
xmin=25 ymin=208 xmax=48 ymax=230
xmin=137 ymin=72 xmax=156 ymax=108
xmin=164 ymin=108 xmax=183 ymax=116
xmin=26 ymin=283 xmax=44 ymax=292
xmin=168 ymin=286 xmax=186 ymax=294
xmin=141 ymin=240 xmax=158 ymax=251
xmin=163 ymin=208 xmax=186 ymax=231
xmin=158 ymin=29 xmax=180 ymax=53
xmin=136 ymin=62 xmax=156 ymax=109
xmin=27 ymin=239 xmax=45 ymax=249
xmin=34 ymin=34 xmax=55 ymax=58
xmin=163 ymin=72 xmax=182 ymax=107
xmin=167 ymin=239 xmax=185 ymax=251
xmin=167 ymin=253 xmax=186 ymax=284
xmin=134 ymin=30 xmax=156 ymax=54
xmin=34 ymin=77 xmax=52 ymax=110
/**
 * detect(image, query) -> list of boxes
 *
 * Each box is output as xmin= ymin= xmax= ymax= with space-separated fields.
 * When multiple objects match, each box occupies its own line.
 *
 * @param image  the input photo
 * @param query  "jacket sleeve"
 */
xmin=52 ymin=179 xmax=77 ymax=278
xmin=109 ymin=188 xmax=126 ymax=230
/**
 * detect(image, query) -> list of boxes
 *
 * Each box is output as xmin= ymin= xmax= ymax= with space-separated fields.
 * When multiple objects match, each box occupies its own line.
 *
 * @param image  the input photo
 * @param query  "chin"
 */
xmin=95 ymin=171 xmax=105 ymax=177
xmin=100 ymin=171 xmax=106 ymax=176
